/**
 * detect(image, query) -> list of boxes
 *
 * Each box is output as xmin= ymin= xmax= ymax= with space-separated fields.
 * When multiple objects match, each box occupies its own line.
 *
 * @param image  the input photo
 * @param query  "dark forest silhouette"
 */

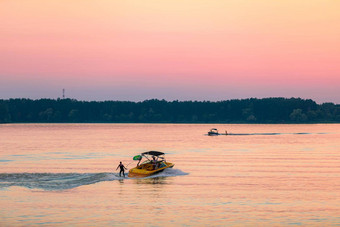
xmin=0 ymin=98 xmax=339 ymax=123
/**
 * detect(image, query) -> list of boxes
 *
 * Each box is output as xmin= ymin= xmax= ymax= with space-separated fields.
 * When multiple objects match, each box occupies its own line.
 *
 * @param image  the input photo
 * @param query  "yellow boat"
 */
xmin=128 ymin=151 xmax=174 ymax=178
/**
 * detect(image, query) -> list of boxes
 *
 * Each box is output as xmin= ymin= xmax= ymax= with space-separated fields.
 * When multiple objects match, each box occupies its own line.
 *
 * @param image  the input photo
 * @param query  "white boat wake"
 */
xmin=0 ymin=168 xmax=188 ymax=190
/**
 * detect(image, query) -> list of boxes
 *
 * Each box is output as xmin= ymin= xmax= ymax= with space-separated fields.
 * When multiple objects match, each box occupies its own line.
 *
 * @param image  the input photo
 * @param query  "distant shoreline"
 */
xmin=1 ymin=97 xmax=339 ymax=124
xmin=1 ymin=122 xmax=339 ymax=125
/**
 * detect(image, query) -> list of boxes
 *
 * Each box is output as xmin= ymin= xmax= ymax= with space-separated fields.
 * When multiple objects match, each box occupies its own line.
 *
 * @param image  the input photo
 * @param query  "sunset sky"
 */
xmin=1 ymin=0 xmax=339 ymax=103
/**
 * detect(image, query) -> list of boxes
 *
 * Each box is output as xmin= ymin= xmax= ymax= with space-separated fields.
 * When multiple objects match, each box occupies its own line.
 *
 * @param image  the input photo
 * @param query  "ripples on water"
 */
xmin=0 ymin=169 xmax=188 ymax=190
xmin=0 ymin=124 xmax=340 ymax=226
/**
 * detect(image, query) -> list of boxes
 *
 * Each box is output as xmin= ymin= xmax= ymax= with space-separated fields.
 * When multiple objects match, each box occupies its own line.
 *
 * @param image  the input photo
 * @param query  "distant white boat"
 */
xmin=208 ymin=128 xmax=219 ymax=136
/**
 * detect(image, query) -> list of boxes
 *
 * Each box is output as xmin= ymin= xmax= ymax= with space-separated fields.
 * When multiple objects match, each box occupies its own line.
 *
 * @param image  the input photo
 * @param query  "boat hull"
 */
xmin=128 ymin=162 xmax=174 ymax=178
xmin=208 ymin=132 xmax=219 ymax=136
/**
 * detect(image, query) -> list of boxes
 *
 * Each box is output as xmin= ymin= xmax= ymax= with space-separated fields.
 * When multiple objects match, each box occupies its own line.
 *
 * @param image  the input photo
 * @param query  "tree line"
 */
xmin=0 ymin=98 xmax=339 ymax=123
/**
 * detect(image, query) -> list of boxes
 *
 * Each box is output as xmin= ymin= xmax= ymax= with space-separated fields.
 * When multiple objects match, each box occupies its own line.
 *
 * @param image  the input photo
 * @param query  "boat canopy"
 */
xmin=210 ymin=128 xmax=218 ymax=131
xmin=142 ymin=151 xmax=165 ymax=156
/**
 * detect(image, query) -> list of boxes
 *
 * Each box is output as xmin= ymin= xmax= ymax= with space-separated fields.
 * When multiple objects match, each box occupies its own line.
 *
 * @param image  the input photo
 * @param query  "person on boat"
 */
xmin=152 ymin=156 xmax=159 ymax=170
xmin=116 ymin=161 xmax=127 ymax=177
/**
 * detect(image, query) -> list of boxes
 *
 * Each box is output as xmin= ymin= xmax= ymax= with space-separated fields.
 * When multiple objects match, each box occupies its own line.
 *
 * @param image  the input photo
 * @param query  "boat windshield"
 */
xmin=141 ymin=160 xmax=151 ymax=165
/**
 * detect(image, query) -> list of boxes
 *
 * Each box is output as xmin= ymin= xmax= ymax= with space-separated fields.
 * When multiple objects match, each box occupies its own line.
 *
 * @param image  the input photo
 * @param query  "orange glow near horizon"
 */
xmin=0 ymin=0 xmax=339 ymax=102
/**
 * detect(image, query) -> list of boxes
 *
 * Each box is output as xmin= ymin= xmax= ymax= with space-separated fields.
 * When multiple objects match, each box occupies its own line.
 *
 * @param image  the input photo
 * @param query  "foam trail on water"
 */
xmin=144 ymin=168 xmax=189 ymax=179
xmin=0 ymin=169 xmax=188 ymax=190
xmin=205 ymin=132 xmax=324 ymax=136
xmin=0 ymin=173 xmax=116 ymax=190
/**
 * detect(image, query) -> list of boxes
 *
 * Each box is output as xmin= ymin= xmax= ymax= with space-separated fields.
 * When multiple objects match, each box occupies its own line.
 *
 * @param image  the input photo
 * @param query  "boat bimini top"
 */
xmin=140 ymin=151 xmax=166 ymax=162
xmin=133 ymin=151 xmax=166 ymax=162
xmin=141 ymin=151 xmax=164 ymax=156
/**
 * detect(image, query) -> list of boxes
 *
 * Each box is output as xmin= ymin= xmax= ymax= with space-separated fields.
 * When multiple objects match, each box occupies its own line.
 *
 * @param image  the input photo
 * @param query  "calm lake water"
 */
xmin=0 ymin=124 xmax=340 ymax=226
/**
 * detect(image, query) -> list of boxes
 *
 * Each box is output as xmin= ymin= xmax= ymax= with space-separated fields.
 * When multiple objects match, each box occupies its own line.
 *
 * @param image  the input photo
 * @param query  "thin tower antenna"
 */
xmin=63 ymin=89 xmax=65 ymax=99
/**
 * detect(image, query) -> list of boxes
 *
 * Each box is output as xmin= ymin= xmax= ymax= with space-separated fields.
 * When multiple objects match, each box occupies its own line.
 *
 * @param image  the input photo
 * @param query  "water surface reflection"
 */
xmin=0 ymin=124 xmax=339 ymax=226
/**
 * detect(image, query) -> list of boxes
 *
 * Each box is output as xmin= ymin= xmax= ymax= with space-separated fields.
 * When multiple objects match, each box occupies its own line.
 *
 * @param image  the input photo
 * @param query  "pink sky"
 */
xmin=1 ymin=0 xmax=339 ymax=103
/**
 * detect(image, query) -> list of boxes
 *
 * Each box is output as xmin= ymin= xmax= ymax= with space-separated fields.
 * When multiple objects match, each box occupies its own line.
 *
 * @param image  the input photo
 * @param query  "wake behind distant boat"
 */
xmin=206 ymin=128 xmax=317 ymax=136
